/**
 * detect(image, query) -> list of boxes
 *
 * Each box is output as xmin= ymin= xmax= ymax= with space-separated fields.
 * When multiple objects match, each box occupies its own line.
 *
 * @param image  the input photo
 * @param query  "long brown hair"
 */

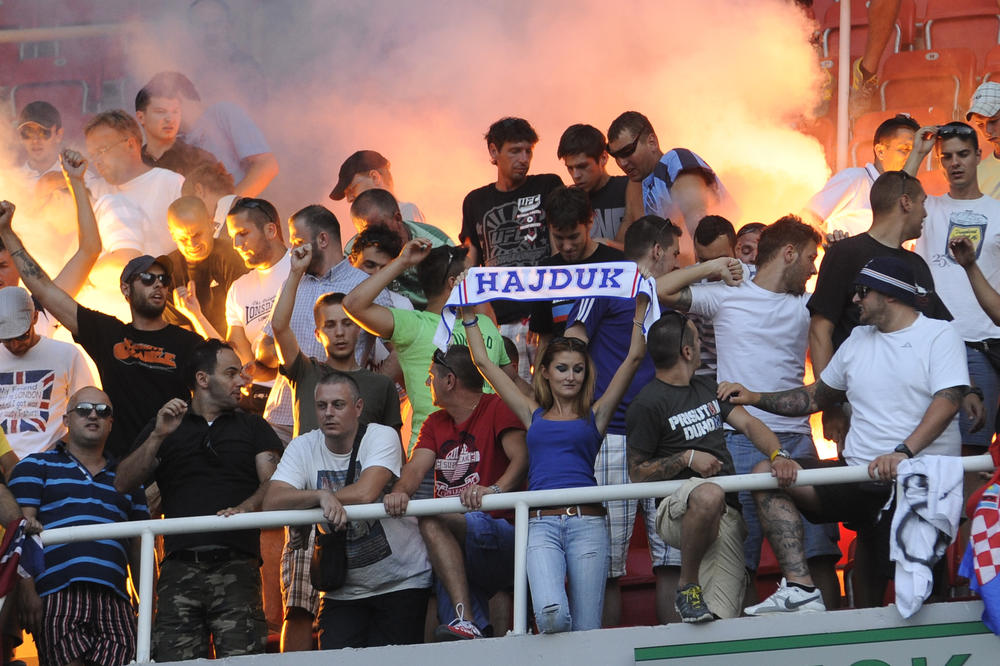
xmin=532 ymin=336 xmax=595 ymax=418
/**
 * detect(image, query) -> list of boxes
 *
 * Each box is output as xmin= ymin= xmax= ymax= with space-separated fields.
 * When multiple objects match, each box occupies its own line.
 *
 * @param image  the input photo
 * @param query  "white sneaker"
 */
xmin=744 ymin=578 xmax=826 ymax=615
xmin=434 ymin=602 xmax=483 ymax=640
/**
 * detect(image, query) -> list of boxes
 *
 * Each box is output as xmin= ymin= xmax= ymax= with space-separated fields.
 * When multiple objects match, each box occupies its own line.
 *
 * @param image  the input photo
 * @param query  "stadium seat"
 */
xmin=880 ymin=48 xmax=977 ymax=118
xmin=924 ymin=0 xmax=1000 ymax=70
xmin=983 ymin=44 xmax=1000 ymax=81
xmin=822 ymin=0 xmax=916 ymax=61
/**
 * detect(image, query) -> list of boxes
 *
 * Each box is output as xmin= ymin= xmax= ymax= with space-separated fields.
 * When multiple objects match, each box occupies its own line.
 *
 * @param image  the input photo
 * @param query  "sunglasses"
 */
xmin=432 ymin=348 xmax=455 ymax=375
xmin=1 ymin=329 xmax=31 ymax=344
xmin=229 ymin=197 xmax=278 ymax=224
xmin=134 ymin=271 xmax=172 ymax=287
xmin=608 ymin=131 xmax=646 ymax=160
xmin=854 ymin=284 xmax=872 ymax=299
xmin=662 ymin=310 xmax=693 ymax=357
xmin=936 ymin=125 xmax=976 ymax=140
xmin=19 ymin=126 xmax=52 ymax=140
xmin=72 ymin=402 xmax=113 ymax=418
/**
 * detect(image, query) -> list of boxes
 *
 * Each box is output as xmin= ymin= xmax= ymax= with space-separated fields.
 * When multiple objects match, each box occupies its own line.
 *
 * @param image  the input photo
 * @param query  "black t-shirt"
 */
xmin=625 ymin=376 xmax=739 ymax=508
xmin=460 ymin=173 xmax=564 ymax=323
xmin=161 ymin=243 xmax=250 ymax=335
xmin=73 ymin=306 xmax=203 ymax=458
xmin=529 ymin=242 xmax=625 ymax=336
xmin=132 ymin=409 xmax=281 ymax=558
xmin=807 ymin=233 xmax=952 ymax=349
xmin=141 ymin=138 xmax=222 ymax=178
xmin=588 ymin=175 xmax=628 ymax=241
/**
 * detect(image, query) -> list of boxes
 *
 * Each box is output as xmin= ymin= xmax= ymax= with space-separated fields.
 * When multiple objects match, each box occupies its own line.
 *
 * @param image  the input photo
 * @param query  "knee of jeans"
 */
xmin=535 ymin=603 xmax=571 ymax=633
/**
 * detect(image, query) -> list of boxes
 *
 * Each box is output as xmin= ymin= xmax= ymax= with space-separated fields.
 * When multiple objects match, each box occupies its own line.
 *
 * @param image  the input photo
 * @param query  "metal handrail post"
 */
xmin=136 ymin=529 xmax=155 ymax=663
xmin=512 ymin=500 xmax=529 ymax=635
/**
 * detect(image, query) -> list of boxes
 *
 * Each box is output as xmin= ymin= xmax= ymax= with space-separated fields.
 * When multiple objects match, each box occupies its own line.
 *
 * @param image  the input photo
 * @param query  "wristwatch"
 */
xmin=770 ymin=448 xmax=791 ymax=461
xmin=894 ymin=443 xmax=914 ymax=458
xmin=489 ymin=484 xmax=502 ymax=494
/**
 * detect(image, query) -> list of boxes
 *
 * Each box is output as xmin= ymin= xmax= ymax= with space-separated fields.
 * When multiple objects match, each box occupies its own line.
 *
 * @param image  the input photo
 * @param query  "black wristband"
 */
xmin=894 ymin=443 xmax=914 ymax=458
xmin=462 ymin=319 xmax=478 ymax=327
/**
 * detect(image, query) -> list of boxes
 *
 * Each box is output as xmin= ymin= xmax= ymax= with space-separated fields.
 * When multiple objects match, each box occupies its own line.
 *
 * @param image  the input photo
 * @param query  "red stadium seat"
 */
xmin=924 ymin=0 xmax=1000 ymax=70
xmin=822 ymin=0 xmax=916 ymax=62
xmin=880 ymin=48 xmax=977 ymax=118
xmin=983 ymin=44 xmax=1000 ymax=82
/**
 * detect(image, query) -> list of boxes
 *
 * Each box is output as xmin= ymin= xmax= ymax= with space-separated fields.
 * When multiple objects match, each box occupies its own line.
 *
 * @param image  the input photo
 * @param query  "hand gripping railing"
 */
xmin=41 ymin=454 xmax=995 ymax=662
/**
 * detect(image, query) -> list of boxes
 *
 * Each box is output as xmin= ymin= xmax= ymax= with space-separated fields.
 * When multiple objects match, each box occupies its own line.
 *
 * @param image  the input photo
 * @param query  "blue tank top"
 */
xmin=525 ymin=408 xmax=601 ymax=492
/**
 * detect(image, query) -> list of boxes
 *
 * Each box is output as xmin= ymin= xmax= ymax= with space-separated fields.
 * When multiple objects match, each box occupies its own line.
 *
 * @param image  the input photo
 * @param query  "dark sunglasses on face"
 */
xmin=134 ymin=271 xmax=172 ymax=287
xmin=72 ymin=402 xmax=113 ymax=418
xmin=854 ymin=284 xmax=872 ymax=299
xmin=608 ymin=131 xmax=645 ymax=160
xmin=20 ymin=126 xmax=52 ymax=140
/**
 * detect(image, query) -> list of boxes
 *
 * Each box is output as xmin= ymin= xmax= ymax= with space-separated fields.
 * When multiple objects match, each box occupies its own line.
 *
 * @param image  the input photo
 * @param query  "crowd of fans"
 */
xmin=2 ymin=9 xmax=1000 ymax=663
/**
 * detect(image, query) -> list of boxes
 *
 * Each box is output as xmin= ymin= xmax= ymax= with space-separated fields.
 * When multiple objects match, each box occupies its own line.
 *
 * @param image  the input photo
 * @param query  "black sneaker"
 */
xmin=675 ymin=583 xmax=714 ymax=623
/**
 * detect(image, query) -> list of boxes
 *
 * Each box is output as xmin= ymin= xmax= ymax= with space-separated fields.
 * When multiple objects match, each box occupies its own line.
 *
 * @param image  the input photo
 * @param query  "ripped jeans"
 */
xmin=526 ymin=515 xmax=609 ymax=632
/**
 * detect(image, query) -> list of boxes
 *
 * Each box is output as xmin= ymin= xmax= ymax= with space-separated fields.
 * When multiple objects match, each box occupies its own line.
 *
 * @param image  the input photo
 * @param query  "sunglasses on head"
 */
xmin=550 ymin=336 xmax=588 ymax=352
xmin=936 ymin=125 xmax=976 ymax=140
xmin=134 ymin=271 xmax=172 ymax=287
xmin=432 ymin=348 xmax=454 ymax=375
xmin=72 ymin=402 xmax=113 ymax=418
xmin=19 ymin=126 xmax=52 ymax=140
xmin=608 ymin=131 xmax=646 ymax=160
xmin=662 ymin=310 xmax=693 ymax=357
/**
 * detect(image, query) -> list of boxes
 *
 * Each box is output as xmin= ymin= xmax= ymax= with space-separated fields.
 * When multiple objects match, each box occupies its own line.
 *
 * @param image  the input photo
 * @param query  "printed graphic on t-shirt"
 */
xmin=434 ymin=435 xmax=482 ymax=497
xmin=316 ymin=467 xmax=391 ymax=569
xmin=939 ymin=211 xmax=989 ymax=266
xmin=593 ymin=206 xmax=625 ymax=240
xmin=112 ymin=338 xmax=177 ymax=370
xmin=244 ymin=295 xmax=277 ymax=328
xmin=0 ymin=369 xmax=54 ymax=433
xmin=478 ymin=195 xmax=548 ymax=268
xmin=668 ymin=399 xmax=724 ymax=440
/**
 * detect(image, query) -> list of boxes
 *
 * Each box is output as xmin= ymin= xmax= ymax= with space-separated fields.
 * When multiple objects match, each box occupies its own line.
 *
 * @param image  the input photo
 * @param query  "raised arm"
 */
xmin=655 ymin=256 xmax=743 ymax=308
xmin=272 ymin=243 xmax=310 ymax=367
xmin=0 ymin=201 xmax=80 ymax=335
xmin=951 ymin=237 xmax=1000 ymax=325
xmin=173 ymin=281 xmax=222 ymax=339
xmin=343 ymin=238 xmax=431 ymax=338
xmin=902 ymin=126 xmax=936 ymax=177
xmin=717 ymin=379 xmax=846 ymax=416
xmin=51 ymin=150 xmax=101 ymax=297
xmin=234 ymin=152 xmax=279 ymax=197
xmin=460 ymin=306 xmax=536 ymax=427
xmin=593 ymin=293 xmax=649 ymax=434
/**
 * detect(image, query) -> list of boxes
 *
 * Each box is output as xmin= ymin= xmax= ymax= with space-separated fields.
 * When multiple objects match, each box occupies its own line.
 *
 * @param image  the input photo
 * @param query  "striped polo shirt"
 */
xmin=9 ymin=443 xmax=149 ymax=598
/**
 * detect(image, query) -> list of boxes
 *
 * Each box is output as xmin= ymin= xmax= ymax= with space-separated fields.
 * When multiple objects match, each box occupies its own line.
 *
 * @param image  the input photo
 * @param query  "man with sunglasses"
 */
xmin=720 ymin=256 xmax=968 ymax=612
xmin=607 ymin=111 xmax=736 ymax=265
xmin=10 ymin=387 xmax=149 ymax=666
xmin=0 ymin=216 xmax=203 ymax=459
xmin=116 ymin=339 xmax=280 ymax=661
xmin=459 ymin=117 xmax=563 ymax=382
xmin=0 ymin=286 xmax=94 ymax=459
xmin=905 ymin=122 xmax=1000 ymax=457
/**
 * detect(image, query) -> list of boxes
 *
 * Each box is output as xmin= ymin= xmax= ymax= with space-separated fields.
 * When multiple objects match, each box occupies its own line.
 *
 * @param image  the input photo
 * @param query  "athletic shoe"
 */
xmin=434 ymin=602 xmax=483 ymax=641
xmin=675 ymin=583 xmax=714 ymax=623
xmin=744 ymin=578 xmax=826 ymax=615
xmin=849 ymin=57 xmax=879 ymax=120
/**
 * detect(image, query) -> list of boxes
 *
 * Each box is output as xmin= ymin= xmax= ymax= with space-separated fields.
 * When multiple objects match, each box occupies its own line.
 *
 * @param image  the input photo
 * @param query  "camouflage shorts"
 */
xmin=152 ymin=556 xmax=267 ymax=662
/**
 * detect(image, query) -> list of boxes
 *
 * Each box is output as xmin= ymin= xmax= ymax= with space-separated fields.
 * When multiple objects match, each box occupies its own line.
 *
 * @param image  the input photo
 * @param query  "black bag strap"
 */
xmin=315 ymin=423 xmax=367 ymax=536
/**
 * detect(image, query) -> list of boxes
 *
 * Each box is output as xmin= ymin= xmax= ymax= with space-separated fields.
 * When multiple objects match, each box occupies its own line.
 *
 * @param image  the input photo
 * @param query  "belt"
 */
xmin=166 ymin=548 xmax=245 ymax=564
xmin=965 ymin=339 xmax=1000 ymax=353
xmin=532 ymin=504 xmax=606 ymax=518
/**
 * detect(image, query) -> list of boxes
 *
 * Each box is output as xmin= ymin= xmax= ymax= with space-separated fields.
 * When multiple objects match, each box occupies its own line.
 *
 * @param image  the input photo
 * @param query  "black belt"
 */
xmin=965 ymin=339 xmax=1000 ymax=354
xmin=166 ymin=548 xmax=247 ymax=564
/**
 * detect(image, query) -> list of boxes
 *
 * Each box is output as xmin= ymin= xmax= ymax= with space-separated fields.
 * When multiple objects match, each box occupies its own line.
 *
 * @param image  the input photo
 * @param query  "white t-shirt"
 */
xmin=213 ymin=193 xmax=238 ymax=238
xmin=93 ymin=167 xmax=184 ymax=257
xmin=225 ymin=250 xmax=290 ymax=345
xmin=915 ymin=193 xmax=1000 ymax=342
xmin=271 ymin=425 xmax=431 ymax=600
xmin=0 ymin=336 xmax=95 ymax=457
xmin=690 ymin=273 xmax=811 ymax=434
xmin=806 ymin=163 xmax=880 ymax=237
xmin=821 ymin=315 xmax=968 ymax=466
xmin=93 ymin=193 xmax=148 ymax=256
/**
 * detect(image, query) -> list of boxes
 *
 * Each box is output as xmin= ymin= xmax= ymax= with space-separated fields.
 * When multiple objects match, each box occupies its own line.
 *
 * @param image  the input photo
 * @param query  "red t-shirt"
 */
xmin=415 ymin=394 xmax=524 ymax=505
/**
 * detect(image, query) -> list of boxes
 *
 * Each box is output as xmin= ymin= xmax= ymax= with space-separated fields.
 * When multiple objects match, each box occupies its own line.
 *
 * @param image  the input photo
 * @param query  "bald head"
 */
xmin=69 ymin=386 xmax=111 ymax=410
xmin=168 ymin=196 xmax=216 ymax=263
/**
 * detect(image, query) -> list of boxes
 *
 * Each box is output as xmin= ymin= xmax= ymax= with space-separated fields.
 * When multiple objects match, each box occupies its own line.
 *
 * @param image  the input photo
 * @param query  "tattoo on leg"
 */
xmin=756 ymin=492 xmax=810 ymax=578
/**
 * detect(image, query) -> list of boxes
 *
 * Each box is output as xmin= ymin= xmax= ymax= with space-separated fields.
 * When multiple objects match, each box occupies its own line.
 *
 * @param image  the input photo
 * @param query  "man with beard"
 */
xmin=224 ymin=197 xmax=289 ymax=414
xmin=116 ymin=339 xmax=281 ymax=661
xmin=719 ymin=256 xmax=968 ymax=612
xmin=0 ymin=200 xmax=202 ymax=458
xmin=459 ymin=117 xmax=563 ymax=381
xmin=656 ymin=216 xmax=843 ymax=609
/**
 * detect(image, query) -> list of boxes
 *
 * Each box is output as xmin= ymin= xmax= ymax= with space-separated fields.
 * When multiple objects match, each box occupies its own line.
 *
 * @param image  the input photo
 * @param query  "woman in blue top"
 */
xmin=461 ymin=291 xmax=649 ymax=633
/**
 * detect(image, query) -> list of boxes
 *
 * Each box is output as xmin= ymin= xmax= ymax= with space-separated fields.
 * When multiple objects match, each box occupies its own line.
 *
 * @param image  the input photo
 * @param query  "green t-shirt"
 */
xmin=390 ymin=309 xmax=509 ymax=457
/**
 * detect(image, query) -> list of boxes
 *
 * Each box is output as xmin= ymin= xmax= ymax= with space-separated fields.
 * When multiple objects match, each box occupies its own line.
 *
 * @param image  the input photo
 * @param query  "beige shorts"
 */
xmin=656 ymin=477 xmax=748 ymax=619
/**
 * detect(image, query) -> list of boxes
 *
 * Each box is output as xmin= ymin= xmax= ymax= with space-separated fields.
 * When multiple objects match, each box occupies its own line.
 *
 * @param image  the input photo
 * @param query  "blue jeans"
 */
xmin=963 ymin=346 xmax=999 ymax=447
xmin=726 ymin=431 xmax=841 ymax=570
xmin=434 ymin=511 xmax=515 ymax=631
xmin=526 ymin=514 xmax=609 ymax=633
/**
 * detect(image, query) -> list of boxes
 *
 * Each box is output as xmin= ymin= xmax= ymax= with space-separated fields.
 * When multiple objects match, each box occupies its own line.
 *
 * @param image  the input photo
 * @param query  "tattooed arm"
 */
xmin=717 ymin=380 xmax=846 ymax=416
xmin=0 ymin=201 xmax=80 ymax=335
xmin=654 ymin=257 xmax=743 ymax=309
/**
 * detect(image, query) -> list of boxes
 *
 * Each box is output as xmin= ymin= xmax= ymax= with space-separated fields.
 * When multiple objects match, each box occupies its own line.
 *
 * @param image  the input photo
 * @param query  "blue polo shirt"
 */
xmin=9 ymin=443 xmax=149 ymax=598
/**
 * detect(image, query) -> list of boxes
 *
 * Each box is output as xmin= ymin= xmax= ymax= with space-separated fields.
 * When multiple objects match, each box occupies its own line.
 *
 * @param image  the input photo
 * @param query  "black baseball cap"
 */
xmin=329 ymin=150 xmax=389 ymax=201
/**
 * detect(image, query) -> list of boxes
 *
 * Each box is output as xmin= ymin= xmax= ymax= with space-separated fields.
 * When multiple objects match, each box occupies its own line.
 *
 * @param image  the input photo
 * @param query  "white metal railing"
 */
xmin=41 ymin=454 xmax=996 ymax=662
